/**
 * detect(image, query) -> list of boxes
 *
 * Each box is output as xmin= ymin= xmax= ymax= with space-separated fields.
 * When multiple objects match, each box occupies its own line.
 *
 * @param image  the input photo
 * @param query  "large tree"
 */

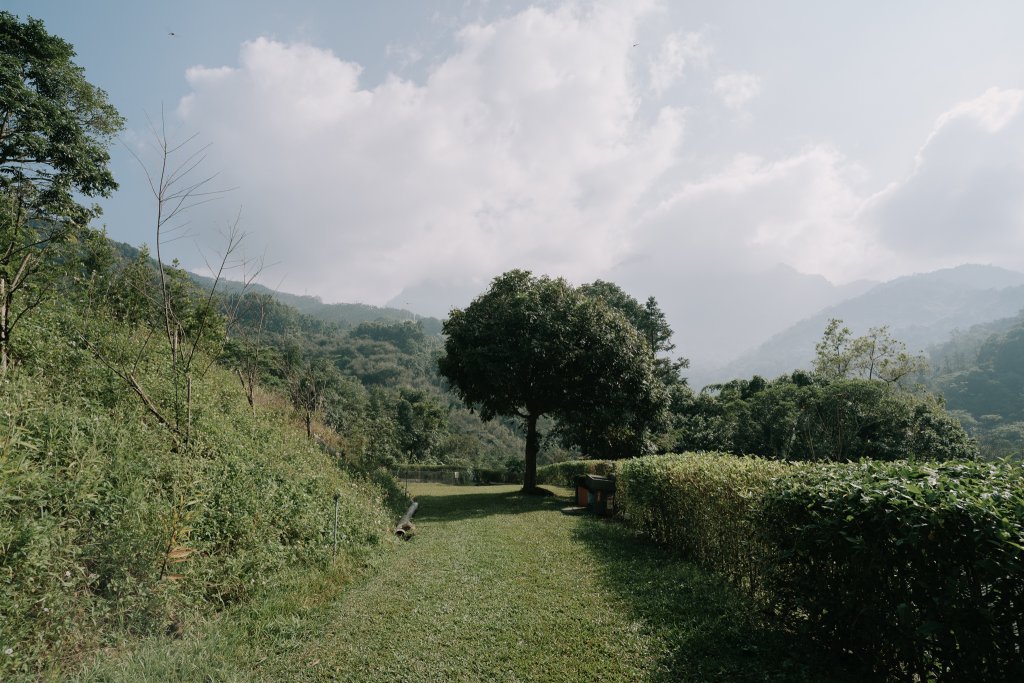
xmin=577 ymin=280 xmax=687 ymax=386
xmin=438 ymin=270 xmax=666 ymax=492
xmin=0 ymin=11 xmax=123 ymax=372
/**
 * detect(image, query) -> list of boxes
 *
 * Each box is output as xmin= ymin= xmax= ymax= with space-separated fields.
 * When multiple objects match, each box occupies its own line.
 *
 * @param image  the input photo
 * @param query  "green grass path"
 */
xmin=261 ymin=484 xmax=656 ymax=682
xmin=79 ymin=484 xmax=855 ymax=682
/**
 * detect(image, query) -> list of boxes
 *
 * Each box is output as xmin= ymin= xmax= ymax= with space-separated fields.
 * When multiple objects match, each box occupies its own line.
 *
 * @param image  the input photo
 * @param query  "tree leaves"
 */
xmin=439 ymin=270 xmax=668 ymax=484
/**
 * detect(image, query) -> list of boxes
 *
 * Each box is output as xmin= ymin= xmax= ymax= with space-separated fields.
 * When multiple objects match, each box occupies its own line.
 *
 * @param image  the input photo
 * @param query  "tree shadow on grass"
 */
xmin=412 ymin=488 xmax=573 ymax=524
xmin=572 ymin=520 xmax=875 ymax=683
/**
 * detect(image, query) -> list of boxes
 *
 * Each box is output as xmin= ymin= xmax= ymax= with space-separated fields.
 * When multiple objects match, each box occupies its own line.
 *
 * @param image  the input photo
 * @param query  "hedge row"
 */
xmin=536 ymin=460 xmax=617 ymax=488
xmin=616 ymin=453 xmax=1024 ymax=681
xmin=616 ymin=454 xmax=787 ymax=589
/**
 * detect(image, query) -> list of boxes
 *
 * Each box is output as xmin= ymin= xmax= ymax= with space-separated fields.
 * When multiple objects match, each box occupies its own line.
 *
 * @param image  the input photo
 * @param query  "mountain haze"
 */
xmin=693 ymin=265 xmax=1024 ymax=387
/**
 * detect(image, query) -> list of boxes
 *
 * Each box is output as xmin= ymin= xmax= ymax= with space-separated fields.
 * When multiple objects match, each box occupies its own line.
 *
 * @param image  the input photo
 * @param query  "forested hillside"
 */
xmin=111 ymin=241 xmax=529 ymax=471
xmin=217 ymin=281 xmax=532 ymax=470
xmin=926 ymin=312 xmax=1024 ymax=459
xmin=0 ymin=233 xmax=412 ymax=676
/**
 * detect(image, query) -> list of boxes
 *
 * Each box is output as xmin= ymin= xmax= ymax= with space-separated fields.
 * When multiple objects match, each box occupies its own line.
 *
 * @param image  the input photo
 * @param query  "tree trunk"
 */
xmin=522 ymin=413 xmax=539 ymax=493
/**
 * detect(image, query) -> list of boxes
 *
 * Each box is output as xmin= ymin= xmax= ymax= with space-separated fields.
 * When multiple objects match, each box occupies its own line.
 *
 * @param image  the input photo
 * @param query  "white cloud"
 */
xmin=861 ymin=87 xmax=1024 ymax=272
xmin=163 ymin=0 xmax=1024 ymax=370
xmin=713 ymin=71 xmax=761 ymax=110
xmin=624 ymin=145 xmax=875 ymax=289
xmin=932 ymin=86 xmax=1023 ymax=136
xmin=648 ymin=31 xmax=711 ymax=96
xmin=174 ymin=1 xmax=686 ymax=304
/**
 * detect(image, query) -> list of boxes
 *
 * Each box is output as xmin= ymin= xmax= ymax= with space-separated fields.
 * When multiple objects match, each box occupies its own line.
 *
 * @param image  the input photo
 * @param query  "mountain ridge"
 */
xmin=691 ymin=264 xmax=1024 ymax=388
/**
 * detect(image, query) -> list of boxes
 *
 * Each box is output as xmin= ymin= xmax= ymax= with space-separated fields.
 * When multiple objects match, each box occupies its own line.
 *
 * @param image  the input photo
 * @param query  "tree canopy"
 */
xmin=813 ymin=318 xmax=928 ymax=384
xmin=664 ymin=320 xmax=977 ymax=462
xmin=1 ymin=11 xmax=123 ymax=371
xmin=438 ymin=270 xmax=666 ymax=491
xmin=0 ymin=11 xmax=123 ymax=221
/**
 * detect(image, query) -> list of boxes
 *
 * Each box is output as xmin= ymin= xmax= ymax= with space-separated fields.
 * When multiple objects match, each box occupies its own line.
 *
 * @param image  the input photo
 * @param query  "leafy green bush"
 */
xmin=761 ymin=460 xmax=1024 ymax=680
xmin=472 ymin=467 xmax=511 ymax=484
xmin=616 ymin=453 xmax=790 ymax=589
xmin=390 ymin=463 xmax=518 ymax=485
xmin=617 ymin=453 xmax=1024 ymax=680
xmin=536 ymin=459 xmax=617 ymax=488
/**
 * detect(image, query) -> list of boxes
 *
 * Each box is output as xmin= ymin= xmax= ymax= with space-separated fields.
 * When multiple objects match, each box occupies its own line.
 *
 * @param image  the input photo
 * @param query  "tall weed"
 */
xmin=0 ymin=303 xmax=401 ymax=678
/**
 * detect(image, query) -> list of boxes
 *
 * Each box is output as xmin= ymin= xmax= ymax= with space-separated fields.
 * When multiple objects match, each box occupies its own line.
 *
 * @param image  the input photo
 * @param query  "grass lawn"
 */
xmin=72 ymin=484 xmax=859 ymax=682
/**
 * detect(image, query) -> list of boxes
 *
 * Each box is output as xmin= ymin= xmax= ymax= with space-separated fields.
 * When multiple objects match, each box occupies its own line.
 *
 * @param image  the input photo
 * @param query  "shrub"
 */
xmin=761 ymin=460 xmax=1024 ymax=681
xmin=616 ymin=453 xmax=790 ymax=589
xmin=472 ymin=467 xmax=511 ymax=484
xmin=618 ymin=453 xmax=1024 ymax=680
xmin=536 ymin=459 xmax=617 ymax=488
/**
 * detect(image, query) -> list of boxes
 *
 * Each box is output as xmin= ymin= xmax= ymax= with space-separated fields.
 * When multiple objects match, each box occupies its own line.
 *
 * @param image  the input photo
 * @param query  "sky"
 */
xmin=8 ymin=1 xmax=1024 ymax=370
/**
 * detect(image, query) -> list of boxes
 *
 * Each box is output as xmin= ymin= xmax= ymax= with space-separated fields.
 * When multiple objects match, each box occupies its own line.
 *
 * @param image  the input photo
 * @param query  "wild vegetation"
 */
xmin=5 ymin=10 xmax=1024 ymax=681
xmin=662 ymin=320 xmax=977 ymax=462
xmin=0 ymin=284 xmax=406 ymax=678
xmin=0 ymin=13 xmax=406 ymax=678
xmin=926 ymin=311 xmax=1024 ymax=459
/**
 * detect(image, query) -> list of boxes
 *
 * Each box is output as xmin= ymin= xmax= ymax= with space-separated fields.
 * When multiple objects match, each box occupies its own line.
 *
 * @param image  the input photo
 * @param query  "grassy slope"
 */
xmin=0 ymin=301 xmax=405 ymax=680
xmin=80 ymin=485 xmax=858 ymax=682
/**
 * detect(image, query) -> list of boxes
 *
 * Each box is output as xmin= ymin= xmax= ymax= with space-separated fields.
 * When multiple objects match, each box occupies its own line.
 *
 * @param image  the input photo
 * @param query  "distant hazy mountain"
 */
xmin=694 ymin=265 xmax=1024 ymax=388
xmin=265 ymin=289 xmax=444 ymax=335
xmin=110 ymin=241 xmax=443 ymax=334
xmin=191 ymin=275 xmax=444 ymax=334
xmin=617 ymin=264 xmax=873 ymax=383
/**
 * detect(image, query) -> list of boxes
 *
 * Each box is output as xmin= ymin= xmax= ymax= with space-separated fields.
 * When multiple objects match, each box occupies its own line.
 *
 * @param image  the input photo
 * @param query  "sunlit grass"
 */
xmin=72 ymin=484 xmax=856 ymax=682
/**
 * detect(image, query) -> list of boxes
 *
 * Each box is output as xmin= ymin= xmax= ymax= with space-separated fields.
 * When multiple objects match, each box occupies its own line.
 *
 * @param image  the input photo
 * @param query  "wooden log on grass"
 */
xmin=395 ymin=500 xmax=418 ymax=538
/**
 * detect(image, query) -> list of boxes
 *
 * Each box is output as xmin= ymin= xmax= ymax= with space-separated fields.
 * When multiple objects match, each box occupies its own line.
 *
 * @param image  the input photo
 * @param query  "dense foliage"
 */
xmin=535 ymin=459 xmax=617 ymax=488
xmin=665 ymin=373 xmax=977 ymax=462
xmin=762 ymin=459 xmax=1024 ymax=681
xmin=617 ymin=453 xmax=1024 ymax=680
xmin=0 ymin=299 xmax=404 ymax=678
xmin=617 ymin=454 xmax=788 ymax=587
xmin=928 ymin=312 xmax=1024 ymax=459
xmin=1 ymin=11 xmax=124 ymax=373
xmin=438 ymin=270 xmax=668 ymax=491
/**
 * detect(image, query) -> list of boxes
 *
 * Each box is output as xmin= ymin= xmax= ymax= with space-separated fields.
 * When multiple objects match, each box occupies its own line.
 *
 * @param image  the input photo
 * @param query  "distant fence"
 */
xmin=391 ymin=464 xmax=514 ymax=485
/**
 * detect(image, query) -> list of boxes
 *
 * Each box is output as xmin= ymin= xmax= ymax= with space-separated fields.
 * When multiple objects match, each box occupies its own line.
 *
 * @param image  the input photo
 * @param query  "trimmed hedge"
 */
xmin=616 ymin=453 xmax=1024 ymax=680
xmin=762 ymin=460 xmax=1024 ymax=681
xmin=617 ymin=453 xmax=789 ymax=589
xmin=536 ymin=460 xmax=617 ymax=488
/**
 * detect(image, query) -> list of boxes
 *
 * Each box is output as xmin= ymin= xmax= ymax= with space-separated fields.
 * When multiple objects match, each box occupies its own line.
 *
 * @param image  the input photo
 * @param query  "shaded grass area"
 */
xmin=573 ymin=521 xmax=868 ymax=682
xmin=72 ymin=484 xmax=861 ymax=682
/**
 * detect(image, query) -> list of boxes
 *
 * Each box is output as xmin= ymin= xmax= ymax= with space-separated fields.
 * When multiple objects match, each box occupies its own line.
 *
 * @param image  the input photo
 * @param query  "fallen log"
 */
xmin=395 ymin=500 xmax=418 ymax=538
